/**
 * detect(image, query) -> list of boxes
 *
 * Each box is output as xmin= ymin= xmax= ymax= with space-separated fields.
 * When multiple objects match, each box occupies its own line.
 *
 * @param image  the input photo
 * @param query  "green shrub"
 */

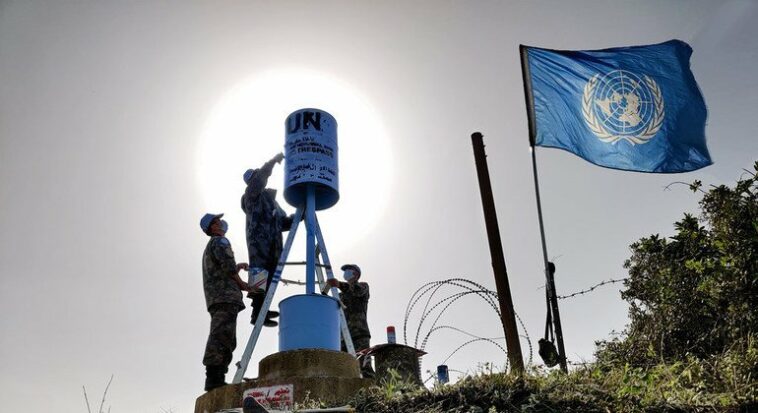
xmin=348 ymin=162 xmax=758 ymax=413
xmin=597 ymin=162 xmax=758 ymax=366
xmin=350 ymin=346 xmax=757 ymax=413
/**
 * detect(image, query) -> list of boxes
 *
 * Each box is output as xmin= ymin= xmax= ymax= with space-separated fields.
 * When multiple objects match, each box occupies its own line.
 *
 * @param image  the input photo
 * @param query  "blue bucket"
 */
xmin=279 ymin=294 xmax=341 ymax=352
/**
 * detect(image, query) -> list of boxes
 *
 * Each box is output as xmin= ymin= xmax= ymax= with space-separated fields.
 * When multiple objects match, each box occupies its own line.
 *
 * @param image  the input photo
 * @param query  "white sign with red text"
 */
xmin=243 ymin=384 xmax=294 ymax=410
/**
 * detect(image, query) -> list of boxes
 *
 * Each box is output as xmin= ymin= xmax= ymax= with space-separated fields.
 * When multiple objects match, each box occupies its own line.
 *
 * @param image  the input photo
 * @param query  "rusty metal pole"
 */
xmin=471 ymin=132 xmax=524 ymax=374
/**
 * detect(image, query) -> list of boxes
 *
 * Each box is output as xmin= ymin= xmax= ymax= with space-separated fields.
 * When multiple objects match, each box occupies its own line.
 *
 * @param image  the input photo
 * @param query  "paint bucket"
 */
xmin=283 ymin=108 xmax=339 ymax=210
xmin=279 ymin=294 xmax=341 ymax=351
xmin=437 ymin=365 xmax=449 ymax=384
xmin=248 ymin=267 xmax=268 ymax=292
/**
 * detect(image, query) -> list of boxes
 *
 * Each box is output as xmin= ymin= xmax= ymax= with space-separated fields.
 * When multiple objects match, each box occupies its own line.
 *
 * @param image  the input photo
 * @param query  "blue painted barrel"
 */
xmin=437 ymin=365 xmax=449 ymax=384
xmin=283 ymin=108 xmax=339 ymax=210
xmin=279 ymin=294 xmax=341 ymax=351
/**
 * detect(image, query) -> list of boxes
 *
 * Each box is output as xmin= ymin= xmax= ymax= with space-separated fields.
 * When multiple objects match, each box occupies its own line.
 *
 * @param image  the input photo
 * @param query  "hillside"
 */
xmin=349 ymin=163 xmax=758 ymax=413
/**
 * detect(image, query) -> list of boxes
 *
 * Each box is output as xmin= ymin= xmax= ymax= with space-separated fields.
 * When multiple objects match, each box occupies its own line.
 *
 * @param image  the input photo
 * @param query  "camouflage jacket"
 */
xmin=202 ymin=236 xmax=244 ymax=311
xmin=338 ymin=281 xmax=371 ymax=339
xmin=241 ymin=159 xmax=293 ymax=265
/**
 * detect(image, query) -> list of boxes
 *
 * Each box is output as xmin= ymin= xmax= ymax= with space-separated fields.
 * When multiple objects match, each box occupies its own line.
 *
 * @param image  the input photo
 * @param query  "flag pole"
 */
xmin=520 ymin=45 xmax=568 ymax=372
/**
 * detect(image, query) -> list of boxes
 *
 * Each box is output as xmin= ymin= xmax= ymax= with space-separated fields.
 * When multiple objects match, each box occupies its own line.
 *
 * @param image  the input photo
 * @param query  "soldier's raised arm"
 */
xmin=242 ymin=153 xmax=284 ymax=212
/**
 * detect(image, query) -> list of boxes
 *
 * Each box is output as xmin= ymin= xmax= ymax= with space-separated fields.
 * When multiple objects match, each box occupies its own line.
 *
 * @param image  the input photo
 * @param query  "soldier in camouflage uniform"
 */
xmin=241 ymin=153 xmax=294 ymax=327
xmin=327 ymin=264 xmax=375 ymax=378
xmin=200 ymin=213 xmax=252 ymax=391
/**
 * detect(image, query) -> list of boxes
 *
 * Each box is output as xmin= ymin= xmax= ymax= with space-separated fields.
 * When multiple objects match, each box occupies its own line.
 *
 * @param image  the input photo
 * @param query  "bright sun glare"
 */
xmin=197 ymin=68 xmax=393 ymax=258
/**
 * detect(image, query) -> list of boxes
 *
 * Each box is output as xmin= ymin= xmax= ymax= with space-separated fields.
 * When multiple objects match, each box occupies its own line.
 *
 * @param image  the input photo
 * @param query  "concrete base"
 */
xmin=258 ymin=348 xmax=361 ymax=380
xmin=194 ymin=349 xmax=373 ymax=413
xmin=371 ymin=344 xmax=425 ymax=386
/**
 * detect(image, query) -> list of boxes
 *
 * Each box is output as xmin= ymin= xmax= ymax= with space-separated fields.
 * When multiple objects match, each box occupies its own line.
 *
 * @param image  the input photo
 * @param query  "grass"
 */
xmin=82 ymin=374 xmax=113 ymax=413
xmin=347 ymin=343 xmax=758 ymax=413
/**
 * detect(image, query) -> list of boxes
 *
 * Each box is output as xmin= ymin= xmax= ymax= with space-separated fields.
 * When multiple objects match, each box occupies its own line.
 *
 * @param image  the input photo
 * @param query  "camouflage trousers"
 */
xmin=343 ymin=336 xmax=375 ymax=378
xmin=247 ymin=241 xmax=281 ymax=321
xmin=202 ymin=303 xmax=239 ymax=368
xmin=247 ymin=237 xmax=281 ymax=277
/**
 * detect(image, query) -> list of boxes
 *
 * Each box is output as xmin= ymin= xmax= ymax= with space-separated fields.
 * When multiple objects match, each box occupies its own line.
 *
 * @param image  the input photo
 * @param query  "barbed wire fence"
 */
xmin=557 ymin=277 xmax=627 ymax=300
xmin=404 ymin=278 xmax=532 ymax=384
xmin=405 ymin=276 xmax=630 ymax=383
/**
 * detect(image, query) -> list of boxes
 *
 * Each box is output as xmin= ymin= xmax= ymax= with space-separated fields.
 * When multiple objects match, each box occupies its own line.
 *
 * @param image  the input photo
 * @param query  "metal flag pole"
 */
xmin=520 ymin=44 xmax=568 ymax=372
xmin=470 ymin=132 xmax=525 ymax=374
xmin=530 ymin=146 xmax=568 ymax=372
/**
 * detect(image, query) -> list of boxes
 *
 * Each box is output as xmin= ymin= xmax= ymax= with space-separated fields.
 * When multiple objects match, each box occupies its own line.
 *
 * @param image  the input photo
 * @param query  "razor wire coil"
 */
xmin=404 ymin=278 xmax=533 ymax=375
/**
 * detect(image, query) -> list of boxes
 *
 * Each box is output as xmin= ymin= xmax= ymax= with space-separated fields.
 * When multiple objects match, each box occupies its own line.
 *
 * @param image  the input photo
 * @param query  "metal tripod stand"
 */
xmin=232 ymin=192 xmax=356 ymax=384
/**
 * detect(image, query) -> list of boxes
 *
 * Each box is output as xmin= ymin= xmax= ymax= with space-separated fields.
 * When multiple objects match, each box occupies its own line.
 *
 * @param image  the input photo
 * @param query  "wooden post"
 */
xmin=471 ymin=132 xmax=525 ymax=374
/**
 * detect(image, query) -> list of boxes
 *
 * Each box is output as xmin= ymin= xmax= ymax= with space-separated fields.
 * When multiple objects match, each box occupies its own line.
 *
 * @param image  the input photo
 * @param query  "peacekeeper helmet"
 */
xmin=243 ymin=168 xmax=259 ymax=185
xmin=341 ymin=264 xmax=361 ymax=281
xmin=340 ymin=264 xmax=361 ymax=275
xmin=200 ymin=213 xmax=224 ymax=235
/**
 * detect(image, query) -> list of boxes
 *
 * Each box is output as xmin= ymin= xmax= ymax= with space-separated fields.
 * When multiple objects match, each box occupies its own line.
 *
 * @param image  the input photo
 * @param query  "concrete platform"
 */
xmin=194 ymin=349 xmax=373 ymax=413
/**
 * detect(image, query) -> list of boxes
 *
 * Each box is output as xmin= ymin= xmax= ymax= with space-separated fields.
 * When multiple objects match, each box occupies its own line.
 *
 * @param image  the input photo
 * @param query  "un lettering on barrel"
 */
xmin=283 ymin=108 xmax=340 ymax=210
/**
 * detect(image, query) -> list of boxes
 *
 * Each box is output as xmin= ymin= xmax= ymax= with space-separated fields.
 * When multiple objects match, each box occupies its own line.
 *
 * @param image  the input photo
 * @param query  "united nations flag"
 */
xmin=520 ymin=40 xmax=711 ymax=173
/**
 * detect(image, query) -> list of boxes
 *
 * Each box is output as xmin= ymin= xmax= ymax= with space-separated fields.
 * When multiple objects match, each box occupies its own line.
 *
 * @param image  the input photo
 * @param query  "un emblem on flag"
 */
xmin=582 ymin=70 xmax=664 ymax=145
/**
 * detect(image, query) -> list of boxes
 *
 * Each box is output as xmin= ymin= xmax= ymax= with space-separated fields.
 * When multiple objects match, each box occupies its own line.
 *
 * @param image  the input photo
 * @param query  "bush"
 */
xmin=347 ymin=163 xmax=758 ymax=412
xmin=596 ymin=162 xmax=758 ymax=366
xmin=351 ymin=348 xmax=758 ymax=412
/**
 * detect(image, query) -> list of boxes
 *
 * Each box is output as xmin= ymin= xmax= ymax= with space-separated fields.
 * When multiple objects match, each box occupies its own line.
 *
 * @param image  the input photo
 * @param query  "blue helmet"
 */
xmin=243 ymin=168 xmax=258 ymax=184
xmin=200 ymin=213 xmax=224 ymax=234
xmin=340 ymin=264 xmax=361 ymax=276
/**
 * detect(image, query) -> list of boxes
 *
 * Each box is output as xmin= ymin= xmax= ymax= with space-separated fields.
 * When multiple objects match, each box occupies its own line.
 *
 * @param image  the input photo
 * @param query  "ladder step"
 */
xmin=283 ymin=261 xmax=332 ymax=269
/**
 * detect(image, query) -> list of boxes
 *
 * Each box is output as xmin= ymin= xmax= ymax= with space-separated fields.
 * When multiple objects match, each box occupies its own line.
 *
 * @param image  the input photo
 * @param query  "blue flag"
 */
xmin=521 ymin=40 xmax=711 ymax=173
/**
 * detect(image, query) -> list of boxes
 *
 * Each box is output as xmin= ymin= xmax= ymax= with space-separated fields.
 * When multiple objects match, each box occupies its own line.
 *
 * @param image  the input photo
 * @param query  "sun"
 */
xmin=196 ymin=68 xmax=393 ymax=259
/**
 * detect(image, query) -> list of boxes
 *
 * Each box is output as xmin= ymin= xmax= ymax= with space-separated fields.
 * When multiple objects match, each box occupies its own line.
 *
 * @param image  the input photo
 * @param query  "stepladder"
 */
xmin=232 ymin=208 xmax=356 ymax=384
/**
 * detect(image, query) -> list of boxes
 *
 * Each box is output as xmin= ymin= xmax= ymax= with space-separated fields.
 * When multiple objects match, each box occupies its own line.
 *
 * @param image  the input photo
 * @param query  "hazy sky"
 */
xmin=1 ymin=1 xmax=757 ymax=412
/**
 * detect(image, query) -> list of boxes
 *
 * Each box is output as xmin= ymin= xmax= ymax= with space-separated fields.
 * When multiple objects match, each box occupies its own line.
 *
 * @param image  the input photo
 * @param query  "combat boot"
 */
xmin=204 ymin=366 xmax=227 ymax=391
xmin=251 ymin=310 xmax=279 ymax=327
